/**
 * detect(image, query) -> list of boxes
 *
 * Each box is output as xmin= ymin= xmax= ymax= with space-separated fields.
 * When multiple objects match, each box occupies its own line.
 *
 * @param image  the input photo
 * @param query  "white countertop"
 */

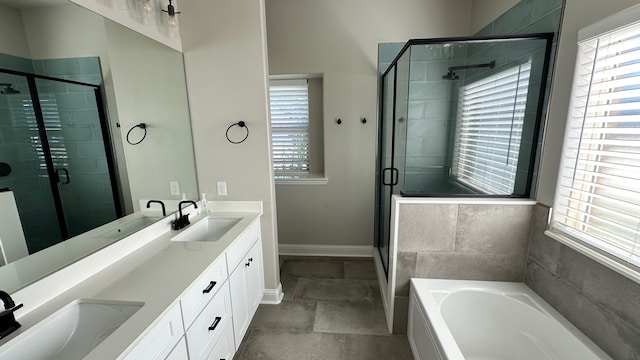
xmin=0 ymin=201 xmax=262 ymax=360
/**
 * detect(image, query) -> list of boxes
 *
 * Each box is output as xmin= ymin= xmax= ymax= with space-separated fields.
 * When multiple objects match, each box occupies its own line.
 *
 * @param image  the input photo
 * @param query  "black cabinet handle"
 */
xmin=245 ymin=262 xmax=250 ymax=267
xmin=208 ymin=316 xmax=222 ymax=331
xmin=202 ymin=281 xmax=217 ymax=294
xmin=248 ymin=258 xmax=253 ymax=262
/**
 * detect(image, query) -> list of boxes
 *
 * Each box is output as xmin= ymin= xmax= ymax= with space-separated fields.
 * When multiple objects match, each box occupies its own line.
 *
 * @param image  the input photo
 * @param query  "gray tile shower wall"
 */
xmin=393 ymin=202 xmax=535 ymax=334
xmin=524 ymin=204 xmax=640 ymax=360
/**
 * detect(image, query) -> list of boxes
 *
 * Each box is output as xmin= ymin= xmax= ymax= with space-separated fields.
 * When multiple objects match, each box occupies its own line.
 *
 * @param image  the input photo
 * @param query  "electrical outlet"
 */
xmin=217 ymin=181 xmax=228 ymax=196
xmin=169 ymin=181 xmax=181 ymax=195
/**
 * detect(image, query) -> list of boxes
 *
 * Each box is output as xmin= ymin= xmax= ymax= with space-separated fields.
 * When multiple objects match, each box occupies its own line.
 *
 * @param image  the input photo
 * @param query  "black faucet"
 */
xmin=0 ymin=291 xmax=23 ymax=339
xmin=146 ymin=200 xmax=166 ymax=217
xmin=172 ymin=200 xmax=198 ymax=230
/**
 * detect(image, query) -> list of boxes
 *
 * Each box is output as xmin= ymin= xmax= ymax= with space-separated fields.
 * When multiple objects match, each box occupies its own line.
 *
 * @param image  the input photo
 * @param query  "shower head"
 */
xmin=0 ymin=83 xmax=20 ymax=94
xmin=442 ymin=60 xmax=496 ymax=81
xmin=442 ymin=71 xmax=460 ymax=80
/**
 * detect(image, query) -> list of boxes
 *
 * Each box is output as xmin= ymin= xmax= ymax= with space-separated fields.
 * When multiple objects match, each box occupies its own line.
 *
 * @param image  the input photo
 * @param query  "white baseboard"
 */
xmin=279 ymin=244 xmax=374 ymax=257
xmin=261 ymin=282 xmax=284 ymax=304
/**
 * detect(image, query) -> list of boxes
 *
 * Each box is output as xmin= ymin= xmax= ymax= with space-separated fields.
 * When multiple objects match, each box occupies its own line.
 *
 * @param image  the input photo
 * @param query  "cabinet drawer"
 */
xmin=225 ymin=221 xmax=259 ymax=274
xmin=121 ymin=303 xmax=183 ymax=360
xmin=186 ymin=281 xmax=233 ymax=360
xmin=165 ymin=336 xmax=188 ymax=360
xmin=181 ymin=255 xmax=227 ymax=328
xmin=206 ymin=320 xmax=235 ymax=360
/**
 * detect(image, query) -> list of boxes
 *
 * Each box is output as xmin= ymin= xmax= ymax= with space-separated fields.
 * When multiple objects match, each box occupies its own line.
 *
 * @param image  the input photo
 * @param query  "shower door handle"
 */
xmin=56 ymin=168 xmax=70 ymax=184
xmin=382 ymin=168 xmax=399 ymax=186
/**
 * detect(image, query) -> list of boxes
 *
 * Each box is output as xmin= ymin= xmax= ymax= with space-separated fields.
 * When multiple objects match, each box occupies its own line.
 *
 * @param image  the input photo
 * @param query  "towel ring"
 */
xmin=226 ymin=121 xmax=249 ymax=144
xmin=126 ymin=123 xmax=147 ymax=145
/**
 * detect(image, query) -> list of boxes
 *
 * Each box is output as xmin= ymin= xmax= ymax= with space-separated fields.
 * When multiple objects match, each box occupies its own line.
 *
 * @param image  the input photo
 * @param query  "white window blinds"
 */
xmin=452 ymin=61 xmax=531 ymax=194
xmin=269 ymin=80 xmax=310 ymax=176
xmin=551 ymin=19 xmax=640 ymax=268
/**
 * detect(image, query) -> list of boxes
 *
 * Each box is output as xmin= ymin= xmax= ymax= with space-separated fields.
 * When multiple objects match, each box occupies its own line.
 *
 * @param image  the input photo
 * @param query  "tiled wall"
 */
xmin=392 ymin=201 xmax=535 ymax=333
xmin=0 ymin=55 xmax=115 ymax=252
xmin=0 ymin=86 xmax=63 ymax=252
xmin=474 ymin=0 xmax=563 ymax=195
xmin=525 ymin=204 xmax=640 ymax=360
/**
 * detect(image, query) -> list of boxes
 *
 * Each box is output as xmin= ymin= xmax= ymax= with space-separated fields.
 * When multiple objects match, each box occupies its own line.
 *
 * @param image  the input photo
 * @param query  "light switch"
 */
xmin=170 ymin=181 xmax=180 ymax=195
xmin=217 ymin=181 xmax=228 ymax=196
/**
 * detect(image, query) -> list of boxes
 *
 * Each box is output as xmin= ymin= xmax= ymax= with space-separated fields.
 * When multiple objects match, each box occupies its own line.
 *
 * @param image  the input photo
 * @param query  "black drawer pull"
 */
xmin=248 ymin=257 xmax=253 ymax=262
xmin=245 ymin=262 xmax=250 ymax=267
xmin=208 ymin=316 xmax=222 ymax=331
xmin=202 ymin=281 xmax=217 ymax=294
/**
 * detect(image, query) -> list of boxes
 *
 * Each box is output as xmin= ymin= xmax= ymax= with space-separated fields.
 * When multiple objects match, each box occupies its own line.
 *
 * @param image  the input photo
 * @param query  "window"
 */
xmin=551 ymin=9 xmax=640 ymax=271
xmin=269 ymin=79 xmax=310 ymax=178
xmin=451 ymin=61 xmax=531 ymax=194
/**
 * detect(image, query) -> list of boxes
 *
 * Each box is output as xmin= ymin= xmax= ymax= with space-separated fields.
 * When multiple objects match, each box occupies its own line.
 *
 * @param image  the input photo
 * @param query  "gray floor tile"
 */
xmin=344 ymin=260 xmax=377 ymax=280
xmin=281 ymin=275 xmax=297 ymax=300
xmin=294 ymin=278 xmax=382 ymax=303
xmin=314 ymin=301 xmax=388 ymax=335
xmin=250 ymin=300 xmax=317 ymax=332
xmin=235 ymin=329 xmax=345 ymax=360
xmin=342 ymin=333 xmax=414 ymax=360
xmin=281 ymin=259 xmax=345 ymax=279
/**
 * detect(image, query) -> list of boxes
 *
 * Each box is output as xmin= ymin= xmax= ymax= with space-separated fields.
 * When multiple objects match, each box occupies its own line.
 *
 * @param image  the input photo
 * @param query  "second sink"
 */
xmin=171 ymin=217 xmax=241 ymax=242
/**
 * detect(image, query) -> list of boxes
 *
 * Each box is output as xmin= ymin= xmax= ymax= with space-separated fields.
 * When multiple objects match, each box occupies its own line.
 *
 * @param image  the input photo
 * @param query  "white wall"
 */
xmin=0 ymin=4 xmax=30 ymax=58
xmin=266 ymin=0 xmax=473 ymax=246
xmin=105 ymin=19 xmax=198 ymax=210
xmin=180 ymin=0 xmax=281 ymax=292
xmin=469 ymin=0 xmax=520 ymax=34
xmin=536 ymin=0 xmax=639 ymax=205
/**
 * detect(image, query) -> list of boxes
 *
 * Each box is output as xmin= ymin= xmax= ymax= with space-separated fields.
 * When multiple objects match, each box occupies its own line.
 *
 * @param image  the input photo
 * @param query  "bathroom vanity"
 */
xmin=0 ymin=201 xmax=264 ymax=360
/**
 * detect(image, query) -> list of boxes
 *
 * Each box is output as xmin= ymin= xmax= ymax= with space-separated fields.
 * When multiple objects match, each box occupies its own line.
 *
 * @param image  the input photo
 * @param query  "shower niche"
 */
xmin=374 ymin=34 xmax=554 ymax=273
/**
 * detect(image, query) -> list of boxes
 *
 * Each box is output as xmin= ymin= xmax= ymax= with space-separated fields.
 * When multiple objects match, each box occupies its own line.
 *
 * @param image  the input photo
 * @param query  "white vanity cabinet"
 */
xmin=227 ymin=222 xmax=264 ymax=349
xmin=120 ymin=218 xmax=264 ymax=360
xmin=120 ymin=303 xmax=184 ymax=360
xmin=165 ymin=338 xmax=189 ymax=360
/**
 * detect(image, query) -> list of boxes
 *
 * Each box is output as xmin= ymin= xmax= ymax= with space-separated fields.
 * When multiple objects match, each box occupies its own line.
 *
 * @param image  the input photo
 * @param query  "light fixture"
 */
xmin=142 ymin=0 xmax=153 ymax=14
xmin=138 ymin=0 xmax=156 ymax=25
xmin=162 ymin=0 xmax=180 ymax=21
xmin=162 ymin=0 xmax=180 ymax=37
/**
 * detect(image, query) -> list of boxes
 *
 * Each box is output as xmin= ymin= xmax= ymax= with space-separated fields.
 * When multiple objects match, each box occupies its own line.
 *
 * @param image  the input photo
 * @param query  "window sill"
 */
xmin=275 ymin=176 xmax=328 ymax=185
xmin=544 ymin=229 xmax=640 ymax=285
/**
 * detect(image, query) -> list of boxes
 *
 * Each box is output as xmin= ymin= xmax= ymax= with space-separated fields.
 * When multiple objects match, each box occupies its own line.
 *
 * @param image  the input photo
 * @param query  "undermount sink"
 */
xmin=171 ymin=217 xmax=241 ymax=242
xmin=100 ymin=216 xmax=161 ymax=240
xmin=0 ymin=299 xmax=144 ymax=360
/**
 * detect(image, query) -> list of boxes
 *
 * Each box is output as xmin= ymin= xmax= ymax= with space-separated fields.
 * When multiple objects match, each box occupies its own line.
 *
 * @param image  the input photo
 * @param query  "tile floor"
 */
xmin=233 ymin=256 xmax=414 ymax=360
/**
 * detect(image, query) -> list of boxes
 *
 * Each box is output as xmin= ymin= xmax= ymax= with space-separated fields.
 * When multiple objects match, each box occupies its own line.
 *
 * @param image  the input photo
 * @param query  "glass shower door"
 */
xmin=376 ymin=67 xmax=396 ymax=275
xmin=35 ymin=78 xmax=119 ymax=238
xmin=0 ymin=72 xmax=63 ymax=253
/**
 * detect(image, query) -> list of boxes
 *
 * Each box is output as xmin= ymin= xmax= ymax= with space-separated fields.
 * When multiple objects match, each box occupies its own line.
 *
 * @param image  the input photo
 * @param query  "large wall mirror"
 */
xmin=0 ymin=0 xmax=198 ymax=292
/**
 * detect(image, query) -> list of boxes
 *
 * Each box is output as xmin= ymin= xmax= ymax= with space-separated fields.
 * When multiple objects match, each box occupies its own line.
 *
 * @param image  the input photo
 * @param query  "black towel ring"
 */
xmin=126 ymin=123 xmax=147 ymax=145
xmin=226 ymin=121 xmax=249 ymax=144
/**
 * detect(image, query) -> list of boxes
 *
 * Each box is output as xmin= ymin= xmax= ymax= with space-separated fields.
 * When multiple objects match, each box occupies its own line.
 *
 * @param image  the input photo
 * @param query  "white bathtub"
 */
xmin=408 ymin=279 xmax=612 ymax=360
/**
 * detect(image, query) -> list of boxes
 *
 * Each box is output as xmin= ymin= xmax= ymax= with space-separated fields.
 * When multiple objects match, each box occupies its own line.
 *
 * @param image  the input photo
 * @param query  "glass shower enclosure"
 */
xmin=0 ymin=68 xmax=121 ymax=254
xmin=375 ymin=34 xmax=554 ymax=275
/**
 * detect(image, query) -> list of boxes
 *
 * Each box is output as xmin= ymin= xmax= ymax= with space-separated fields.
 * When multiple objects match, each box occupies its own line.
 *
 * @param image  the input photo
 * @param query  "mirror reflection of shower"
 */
xmin=0 ymin=83 xmax=20 ymax=94
xmin=442 ymin=60 xmax=496 ymax=80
